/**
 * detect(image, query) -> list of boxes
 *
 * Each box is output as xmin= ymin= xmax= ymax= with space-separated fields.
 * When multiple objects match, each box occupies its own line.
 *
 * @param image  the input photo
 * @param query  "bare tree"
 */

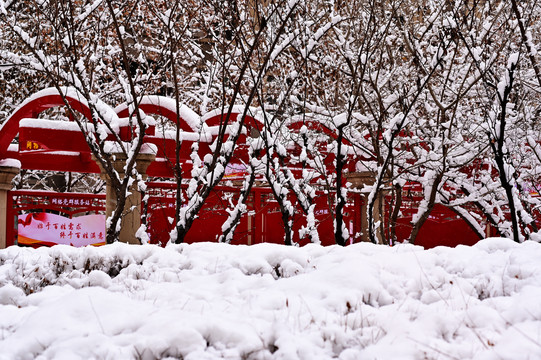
xmin=171 ymin=0 xmax=304 ymax=244
xmin=0 ymin=0 xmax=158 ymax=243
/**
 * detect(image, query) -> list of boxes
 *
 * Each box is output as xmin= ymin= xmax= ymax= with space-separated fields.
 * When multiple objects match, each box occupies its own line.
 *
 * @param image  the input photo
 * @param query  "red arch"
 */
xmin=286 ymin=118 xmax=363 ymax=173
xmin=202 ymin=109 xmax=264 ymax=164
xmin=202 ymin=108 xmax=263 ymax=130
xmin=287 ymin=119 xmax=353 ymax=146
xmin=0 ymin=88 xmax=95 ymax=158
xmin=115 ymin=96 xmax=199 ymax=132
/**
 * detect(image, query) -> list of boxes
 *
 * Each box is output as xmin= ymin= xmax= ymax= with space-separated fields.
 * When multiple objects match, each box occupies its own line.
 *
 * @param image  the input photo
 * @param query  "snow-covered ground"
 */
xmin=1 ymin=238 xmax=540 ymax=359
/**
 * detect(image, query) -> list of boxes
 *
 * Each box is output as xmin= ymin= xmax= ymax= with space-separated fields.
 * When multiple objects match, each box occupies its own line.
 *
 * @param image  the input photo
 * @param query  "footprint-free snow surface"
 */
xmin=1 ymin=238 xmax=540 ymax=359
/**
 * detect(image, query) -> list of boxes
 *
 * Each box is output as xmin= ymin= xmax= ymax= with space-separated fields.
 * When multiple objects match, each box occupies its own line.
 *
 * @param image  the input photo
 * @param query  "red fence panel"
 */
xmin=145 ymin=182 xmax=361 ymax=246
xmin=392 ymin=187 xmax=482 ymax=248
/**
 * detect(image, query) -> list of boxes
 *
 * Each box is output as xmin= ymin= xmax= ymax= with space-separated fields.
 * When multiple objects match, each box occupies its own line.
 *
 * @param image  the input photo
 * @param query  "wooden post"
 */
xmin=0 ymin=165 xmax=19 ymax=249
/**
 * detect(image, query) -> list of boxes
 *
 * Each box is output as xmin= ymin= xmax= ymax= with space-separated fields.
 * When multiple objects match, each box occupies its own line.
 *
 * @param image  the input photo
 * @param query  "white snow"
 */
xmin=1 ymin=238 xmax=541 ymax=359
xmin=114 ymin=96 xmax=201 ymax=132
xmin=150 ymin=130 xmax=210 ymax=143
xmin=19 ymin=118 xmax=96 ymax=133
xmin=102 ymin=141 xmax=157 ymax=155
xmin=0 ymin=87 xmax=121 ymax=138
xmin=206 ymin=124 xmax=247 ymax=137
xmin=20 ymin=150 xmax=82 ymax=157
xmin=0 ymin=158 xmax=21 ymax=168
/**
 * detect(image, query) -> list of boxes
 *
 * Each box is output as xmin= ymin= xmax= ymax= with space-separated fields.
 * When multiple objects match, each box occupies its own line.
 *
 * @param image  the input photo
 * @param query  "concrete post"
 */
xmin=94 ymin=153 xmax=155 ymax=244
xmin=346 ymin=172 xmax=386 ymax=243
xmin=0 ymin=166 xmax=19 ymax=249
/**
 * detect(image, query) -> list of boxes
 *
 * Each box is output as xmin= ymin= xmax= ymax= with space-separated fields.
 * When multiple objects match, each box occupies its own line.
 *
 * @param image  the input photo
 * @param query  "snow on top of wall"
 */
xmin=18 ymin=150 xmax=82 ymax=156
xmin=176 ymin=103 xmax=201 ymax=132
xmin=19 ymin=118 xmax=97 ymax=132
xmin=140 ymin=143 xmax=158 ymax=155
xmin=0 ymin=158 xmax=21 ymax=168
xmin=151 ymin=130 xmax=211 ymax=143
xmin=103 ymin=141 xmax=158 ymax=155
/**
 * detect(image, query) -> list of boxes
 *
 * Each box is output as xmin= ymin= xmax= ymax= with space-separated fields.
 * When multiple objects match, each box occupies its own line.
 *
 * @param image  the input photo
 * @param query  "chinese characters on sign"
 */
xmin=223 ymin=163 xmax=248 ymax=180
xmin=18 ymin=213 xmax=106 ymax=247
xmin=25 ymin=140 xmax=42 ymax=150
xmin=50 ymin=197 xmax=93 ymax=206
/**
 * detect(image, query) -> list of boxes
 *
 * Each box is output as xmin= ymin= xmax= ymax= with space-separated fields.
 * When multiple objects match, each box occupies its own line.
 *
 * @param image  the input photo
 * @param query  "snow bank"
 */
xmin=0 ymin=238 xmax=540 ymax=359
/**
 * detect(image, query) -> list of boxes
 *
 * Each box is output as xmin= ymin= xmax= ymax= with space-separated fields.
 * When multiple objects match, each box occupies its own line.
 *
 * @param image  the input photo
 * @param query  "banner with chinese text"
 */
xmin=18 ymin=212 xmax=106 ymax=247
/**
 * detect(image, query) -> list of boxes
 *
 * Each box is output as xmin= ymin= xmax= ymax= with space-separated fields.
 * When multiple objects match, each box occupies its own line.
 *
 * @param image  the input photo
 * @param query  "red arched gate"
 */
xmin=0 ymin=88 xmax=483 ymax=248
